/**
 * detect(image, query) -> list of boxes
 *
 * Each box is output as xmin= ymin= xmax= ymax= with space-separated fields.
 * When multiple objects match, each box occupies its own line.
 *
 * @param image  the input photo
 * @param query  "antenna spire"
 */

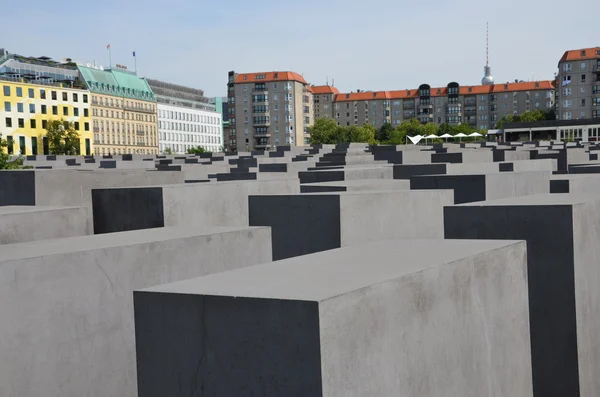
xmin=486 ymin=22 xmax=489 ymax=67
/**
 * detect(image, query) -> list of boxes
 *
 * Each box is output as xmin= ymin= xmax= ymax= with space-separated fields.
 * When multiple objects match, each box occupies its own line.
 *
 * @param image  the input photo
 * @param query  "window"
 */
xmin=581 ymin=62 xmax=587 ymax=70
xmin=84 ymin=108 xmax=89 ymax=117
xmin=582 ymin=74 xmax=587 ymax=83
xmin=3 ymin=86 xmax=10 ymax=96
xmin=61 ymin=92 xmax=67 ymax=101
xmin=4 ymin=102 xmax=10 ymax=112
xmin=563 ymin=111 xmax=572 ymax=120
xmin=74 ymin=122 xmax=80 ymax=130
xmin=581 ymin=87 xmax=586 ymax=94
xmin=74 ymin=108 xmax=79 ymax=117
xmin=593 ymin=98 xmax=600 ymax=106
xmin=30 ymin=119 xmax=36 ymax=128
xmin=582 ymin=99 xmax=586 ymax=107
xmin=5 ymin=117 xmax=11 ymax=127
xmin=51 ymin=91 xmax=57 ymax=100
xmin=40 ymin=89 xmax=46 ymax=99
xmin=28 ymin=88 xmax=34 ymax=98
xmin=563 ymin=63 xmax=572 ymax=72
xmin=52 ymin=106 xmax=58 ymax=115
xmin=16 ymin=87 xmax=22 ymax=97
xmin=40 ymin=104 xmax=47 ymax=115
xmin=83 ymin=94 xmax=88 ymax=103
xmin=42 ymin=120 xmax=47 ymax=129
xmin=17 ymin=103 xmax=23 ymax=113
xmin=563 ymin=87 xmax=571 ymax=96
xmin=563 ymin=100 xmax=572 ymax=108
xmin=18 ymin=118 xmax=24 ymax=128
xmin=29 ymin=104 xmax=35 ymax=113
xmin=63 ymin=107 xmax=69 ymax=116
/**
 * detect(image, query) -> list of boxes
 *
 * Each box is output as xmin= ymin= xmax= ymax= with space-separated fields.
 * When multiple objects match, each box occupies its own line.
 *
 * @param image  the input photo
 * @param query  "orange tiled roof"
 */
xmin=334 ymin=91 xmax=391 ymax=102
xmin=234 ymin=71 xmax=307 ymax=85
xmin=311 ymin=85 xmax=340 ymax=95
xmin=559 ymin=47 xmax=600 ymax=63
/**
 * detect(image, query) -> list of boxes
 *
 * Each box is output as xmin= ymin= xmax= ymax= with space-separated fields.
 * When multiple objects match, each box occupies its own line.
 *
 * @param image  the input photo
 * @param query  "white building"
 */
xmin=147 ymin=79 xmax=223 ymax=153
xmin=157 ymin=103 xmax=222 ymax=153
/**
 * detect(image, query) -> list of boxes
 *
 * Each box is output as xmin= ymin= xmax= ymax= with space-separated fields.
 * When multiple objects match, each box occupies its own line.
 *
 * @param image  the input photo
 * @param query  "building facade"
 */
xmin=148 ymin=79 xmax=222 ymax=153
xmin=311 ymin=85 xmax=338 ymax=120
xmin=78 ymin=65 xmax=158 ymax=155
xmin=333 ymin=81 xmax=555 ymax=131
xmin=556 ymin=47 xmax=600 ymax=121
xmin=209 ymin=96 xmax=229 ymax=152
xmin=0 ymin=52 xmax=92 ymax=155
xmin=228 ymin=71 xmax=313 ymax=152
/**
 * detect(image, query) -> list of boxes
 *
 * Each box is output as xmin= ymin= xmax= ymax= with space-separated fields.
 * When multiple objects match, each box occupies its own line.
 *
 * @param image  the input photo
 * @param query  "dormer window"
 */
xmin=468 ymin=87 xmax=472 ymax=92
xmin=504 ymin=84 xmax=508 ymax=90
xmin=581 ymin=50 xmax=586 ymax=57
xmin=373 ymin=93 xmax=377 ymax=97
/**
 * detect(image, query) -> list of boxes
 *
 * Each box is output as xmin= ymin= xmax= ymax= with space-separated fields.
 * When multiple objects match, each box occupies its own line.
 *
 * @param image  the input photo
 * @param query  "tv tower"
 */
xmin=481 ymin=22 xmax=494 ymax=85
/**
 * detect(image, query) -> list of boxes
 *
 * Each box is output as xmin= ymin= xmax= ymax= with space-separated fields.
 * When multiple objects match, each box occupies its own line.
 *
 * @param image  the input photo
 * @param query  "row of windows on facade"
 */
xmin=236 ymin=81 xmax=294 ymax=90
xmin=333 ymin=118 xmax=489 ymax=130
xmin=93 ymin=120 xmax=156 ymax=135
xmin=239 ymin=125 xmax=297 ymax=135
xmin=93 ymin=134 xmax=156 ymax=147
xmin=3 ymin=135 xmax=91 ymax=156
xmin=562 ymin=111 xmax=600 ymax=120
xmin=4 ymin=102 xmax=89 ymax=117
xmin=89 ymin=82 xmax=154 ymax=101
xmin=158 ymin=109 xmax=220 ymax=125
xmin=159 ymin=143 xmax=222 ymax=153
xmin=560 ymin=98 xmax=600 ymax=108
xmin=562 ymin=85 xmax=600 ymax=95
xmin=558 ymin=127 xmax=600 ymax=140
xmin=94 ymin=147 xmax=156 ymax=155
xmin=5 ymin=117 xmax=89 ymax=131
xmin=92 ymin=95 xmax=155 ymax=112
xmin=158 ymin=121 xmax=220 ymax=134
xmin=159 ymin=132 xmax=221 ymax=144
xmin=2 ymin=86 xmax=88 ymax=103
xmin=242 ymin=115 xmax=299 ymax=124
xmin=232 ymin=93 xmax=295 ymax=104
xmin=561 ymin=74 xmax=600 ymax=85
xmin=561 ymin=59 xmax=600 ymax=72
xmin=92 ymin=108 xmax=156 ymax=123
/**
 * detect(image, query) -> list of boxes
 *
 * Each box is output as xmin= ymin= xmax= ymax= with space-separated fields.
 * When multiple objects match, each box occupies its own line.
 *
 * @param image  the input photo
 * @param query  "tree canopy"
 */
xmin=44 ymin=119 xmax=80 ymax=155
xmin=309 ymin=117 xmax=486 ymax=145
xmin=496 ymin=109 xmax=555 ymax=129
xmin=0 ymin=134 xmax=28 ymax=169
xmin=187 ymin=146 xmax=208 ymax=154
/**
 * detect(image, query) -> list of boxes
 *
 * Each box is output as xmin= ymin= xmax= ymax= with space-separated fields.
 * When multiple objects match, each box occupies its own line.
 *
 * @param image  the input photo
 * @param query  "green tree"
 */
xmin=44 ymin=119 xmax=80 ymax=155
xmin=386 ymin=119 xmax=421 ymax=144
xmin=422 ymin=122 xmax=439 ymax=137
xmin=347 ymin=124 xmax=376 ymax=144
xmin=308 ymin=118 xmax=340 ymax=144
xmin=163 ymin=147 xmax=174 ymax=155
xmin=187 ymin=146 xmax=207 ymax=154
xmin=376 ymin=123 xmax=393 ymax=142
xmin=0 ymin=134 xmax=26 ymax=169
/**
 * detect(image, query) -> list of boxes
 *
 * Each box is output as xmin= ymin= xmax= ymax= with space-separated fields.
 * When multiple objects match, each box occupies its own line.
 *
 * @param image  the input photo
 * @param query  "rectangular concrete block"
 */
xmin=0 ymin=225 xmax=272 ymax=397
xmin=135 ymin=239 xmax=532 ymax=397
xmin=411 ymin=171 xmax=550 ymax=204
xmin=249 ymin=189 xmax=453 ymax=260
xmin=0 ymin=206 xmax=90 ymax=244
xmin=299 ymin=166 xmax=393 ymax=184
xmin=444 ymin=194 xmax=600 ymax=397
xmin=92 ymin=178 xmax=300 ymax=233
xmin=300 ymin=179 xmax=410 ymax=193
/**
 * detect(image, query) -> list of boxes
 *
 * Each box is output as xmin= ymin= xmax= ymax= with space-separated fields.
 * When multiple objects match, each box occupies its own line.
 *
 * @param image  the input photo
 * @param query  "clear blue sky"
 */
xmin=4 ymin=0 xmax=599 ymax=97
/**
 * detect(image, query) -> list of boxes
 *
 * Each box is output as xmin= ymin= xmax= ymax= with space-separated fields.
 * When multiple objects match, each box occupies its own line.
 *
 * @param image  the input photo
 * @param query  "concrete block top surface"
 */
xmin=0 ymin=225 xmax=266 ymax=262
xmin=454 ymin=193 xmax=600 ymax=207
xmin=141 ymin=238 xmax=523 ymax=301
xmin=0 ymin=205 xmax=83 ymax=215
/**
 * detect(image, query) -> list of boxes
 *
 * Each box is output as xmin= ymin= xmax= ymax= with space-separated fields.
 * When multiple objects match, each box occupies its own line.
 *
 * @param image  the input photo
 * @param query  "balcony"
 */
xmin=418 ymin=103 xmax=433 ymax=109
xmin=254 ymin=132 xmax=271 ymax=137
xmin=253 ymin=88 xmax=268 ymax=93
xmin=403 ymin=103 xmax=415 ymax=110
xmin=253 ymin=119 xmax=270 ymax=126
xmin=255 ymin=143 xmax=270 ymax=149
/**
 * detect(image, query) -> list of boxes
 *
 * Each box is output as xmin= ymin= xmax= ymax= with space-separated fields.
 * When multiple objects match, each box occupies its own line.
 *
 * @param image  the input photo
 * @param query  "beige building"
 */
xmin=78 ymin=65 xmax=158 ymax=155
xmin=228 ymin=71 xmax=312 ymax=151
xmin=556 ymin=47 xmax=600 ymax=121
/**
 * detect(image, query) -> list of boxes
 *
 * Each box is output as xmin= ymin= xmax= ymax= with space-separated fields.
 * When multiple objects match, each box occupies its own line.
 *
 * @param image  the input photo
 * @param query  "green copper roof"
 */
xmin=77 ymin=65 xmax=156 ymax=102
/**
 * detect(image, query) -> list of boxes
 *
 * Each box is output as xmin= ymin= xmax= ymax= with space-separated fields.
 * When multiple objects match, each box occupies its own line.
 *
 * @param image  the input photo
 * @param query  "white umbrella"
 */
xmin=408 ymin=135 xmax=424 ymax=145
xmin=440 ymin=133 xmax=453 ymax=142
xmin=424 ymin=134 xmax=438 ymax=144
xmin=469 ymin=132 xmax=483 ymax=138
xmin=454 ymin=133 xmax=467 ymax=142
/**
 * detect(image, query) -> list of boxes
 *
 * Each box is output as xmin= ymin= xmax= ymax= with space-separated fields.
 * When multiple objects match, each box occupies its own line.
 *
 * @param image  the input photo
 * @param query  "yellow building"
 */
xmin=78 ymin=65 xmax=158 ymax=155
xmin=0 ymin=54 xmax=92 ymax=155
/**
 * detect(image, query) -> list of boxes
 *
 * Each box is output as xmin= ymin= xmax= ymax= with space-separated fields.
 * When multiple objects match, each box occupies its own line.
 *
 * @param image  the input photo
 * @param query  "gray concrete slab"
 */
xmin=249 ymin=189 xmax=453 ymax=260
xmin=0 ymin=225 xmax=272 ymax=397
xmin=300 ymin=179 xmax=411 ymax=193
xmin=92 ymin=178 xmax=300 ymax=234
xmin=0 ymin=206 xmax=90 ymax=244
xmin=444 ymin=193 xmax=600 ymax=397
xmin=135 ymin=239 xmax=532 ymax=397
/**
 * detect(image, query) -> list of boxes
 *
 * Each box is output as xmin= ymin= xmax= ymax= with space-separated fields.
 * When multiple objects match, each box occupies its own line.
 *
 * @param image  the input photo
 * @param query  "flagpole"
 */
xmin=107 ymin=45 xmax=112 ymax=68
xmin=133 ymin=51 xmax=137 ymax=74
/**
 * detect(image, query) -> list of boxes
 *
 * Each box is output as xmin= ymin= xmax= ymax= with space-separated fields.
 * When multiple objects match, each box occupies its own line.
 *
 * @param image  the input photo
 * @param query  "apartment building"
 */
xmin=78 ymin=65 xmax=158 ymax=155
xmin=147 ymin=79 xmax=222 ymax=153
xmin=0 ymin=52 xmax=92 ymax=155
xmin=228 ymin=71 xmax=312 ymax=151
xmin=333 ymin=81 xmax=555 ymax=130
xmin=311 ymin=85 xmax=338 ymax=120
xmin=556 ymin=47 xmax=600 ymax=121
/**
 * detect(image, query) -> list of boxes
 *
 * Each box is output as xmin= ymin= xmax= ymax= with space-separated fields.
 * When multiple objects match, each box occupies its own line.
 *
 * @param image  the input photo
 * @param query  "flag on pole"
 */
xmin=107 ymin=44 xmax=110 ymax=49
xmin=133 ymin=51 xmax=136 ymax=57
